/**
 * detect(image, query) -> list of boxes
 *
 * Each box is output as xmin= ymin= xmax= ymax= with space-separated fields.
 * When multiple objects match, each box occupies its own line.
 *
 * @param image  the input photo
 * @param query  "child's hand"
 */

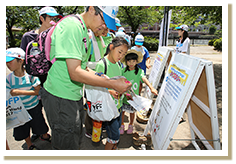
xmin=109 ymin=90 xmax=119 ymax=99
xmin=125 ymin=93 xmax=133 ymax=101
xmin=10 ymin=89 xmax=21 ymax=96
xmin=151 ymin=88 xmax=158 ymax=96
xmin=146 ymin=63 xmax=151 ymax=69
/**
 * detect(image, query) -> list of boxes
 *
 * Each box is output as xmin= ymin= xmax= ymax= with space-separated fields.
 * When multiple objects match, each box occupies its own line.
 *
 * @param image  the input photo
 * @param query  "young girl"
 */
xmin=95 ymin=37 xmax=129 ymax=150
xmin=6 ymin=48 xmax=50 ymax=150
xmin=120 ymin=49 xmax=158 ymax=134
xmin=175 ymin=24 xmax=190 ymax=55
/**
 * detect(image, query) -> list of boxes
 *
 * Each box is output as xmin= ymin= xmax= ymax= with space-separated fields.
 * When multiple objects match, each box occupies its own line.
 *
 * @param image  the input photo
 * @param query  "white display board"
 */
xmin=187 ymin=62 xmax=221 ymax=150
xmin=145 ymin=47 xmax=173 ymax=99
xmin=144 ymin=51 xmax=221 ymax=150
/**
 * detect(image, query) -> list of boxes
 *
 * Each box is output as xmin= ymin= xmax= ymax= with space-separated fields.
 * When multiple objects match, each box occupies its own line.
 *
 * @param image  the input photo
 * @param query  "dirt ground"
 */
xmin=6 ymin=45 xmax=222 ymax=150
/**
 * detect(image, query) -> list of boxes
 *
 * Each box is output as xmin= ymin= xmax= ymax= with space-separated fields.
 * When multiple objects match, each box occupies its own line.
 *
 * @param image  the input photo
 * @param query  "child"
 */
xmin=131 ymin=33 xmax=151 ymax=95
xmin=6 ymin=48 xmax=50 ymax=150
xmin=95 ymin=37 xmax=129 ymax=150
xmin=120 ymin=49 xmax=158 ymax=134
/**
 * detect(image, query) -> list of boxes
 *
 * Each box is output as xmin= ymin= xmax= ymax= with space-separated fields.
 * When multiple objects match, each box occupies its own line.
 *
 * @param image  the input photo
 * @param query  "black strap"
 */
xmin=101 ymin=58 xmax=122 ymax=75
xmin=101 ymin=57 xmax=107 ymax=75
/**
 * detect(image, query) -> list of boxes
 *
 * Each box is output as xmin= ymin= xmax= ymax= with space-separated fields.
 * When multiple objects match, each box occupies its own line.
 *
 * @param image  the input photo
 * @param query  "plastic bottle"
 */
xmin=141 ymin=144 xmax=146 ymax=150
xmin=91 ymin=120 xmax=102 ymax=145
xmin=30 ymin=42 xmax=41 ymax=56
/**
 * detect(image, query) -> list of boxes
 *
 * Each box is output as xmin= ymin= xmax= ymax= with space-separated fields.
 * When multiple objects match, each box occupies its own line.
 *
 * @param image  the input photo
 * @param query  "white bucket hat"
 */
xmin=98 ymin=6 xmax=119 ymax=31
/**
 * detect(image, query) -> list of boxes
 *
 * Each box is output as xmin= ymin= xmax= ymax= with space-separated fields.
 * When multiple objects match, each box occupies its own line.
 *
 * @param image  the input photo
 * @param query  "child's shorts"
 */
xmin=13 ymin=102 xmax=49 ymax=141
xmin=103 ymin=111 xmax=122 ymax=144
xmin=121 ymin=103 xmax=136 ymax=113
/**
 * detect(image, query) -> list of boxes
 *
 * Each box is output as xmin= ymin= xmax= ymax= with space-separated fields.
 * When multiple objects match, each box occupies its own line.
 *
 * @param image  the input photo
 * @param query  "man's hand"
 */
xmin=111 ymin=78 xmax=132 ymax=94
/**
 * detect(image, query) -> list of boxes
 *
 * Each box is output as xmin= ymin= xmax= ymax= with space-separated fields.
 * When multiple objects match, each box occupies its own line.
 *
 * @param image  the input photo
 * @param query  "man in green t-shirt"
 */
xmin=40 ymin=6 xmax=131 ymax=150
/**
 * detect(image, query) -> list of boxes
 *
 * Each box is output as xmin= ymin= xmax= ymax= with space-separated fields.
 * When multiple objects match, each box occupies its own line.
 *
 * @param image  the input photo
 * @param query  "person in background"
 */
xmin=20 ymin=6 xmax=62 ymax=141
xmin=131 ymin=33 xmax=151 ymax=95
xmin=175 ymin=24 xmax=190 ymax=55
xmin=40 ymin=6 xmax=131 ymax=150
xmin=6 ymin=48 xmax=50 ymax=150
xmin=110 ymin=17 xmax=122 ymax=35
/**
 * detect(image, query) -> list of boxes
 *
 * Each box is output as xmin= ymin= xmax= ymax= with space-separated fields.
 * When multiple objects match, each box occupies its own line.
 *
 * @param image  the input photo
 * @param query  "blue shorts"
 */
xmin=103 ymin=111 xmax=122 ymax=144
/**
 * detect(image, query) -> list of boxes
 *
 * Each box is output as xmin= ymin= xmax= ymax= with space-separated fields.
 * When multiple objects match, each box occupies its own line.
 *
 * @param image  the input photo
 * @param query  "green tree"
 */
xmin=6 ymin=6 xmax=85 ymax=47
xmin=6 ymin=6 xmax=39 ymax=47
xmin=170 ymin=6 xmax=222 ymax=29
xmin=117 ymin=6 xmax=161 ymax=33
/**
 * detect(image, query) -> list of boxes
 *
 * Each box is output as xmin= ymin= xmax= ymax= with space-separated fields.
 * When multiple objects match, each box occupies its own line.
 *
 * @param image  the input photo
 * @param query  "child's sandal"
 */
xmin=40 ymin=133 xmax=51 ymax=143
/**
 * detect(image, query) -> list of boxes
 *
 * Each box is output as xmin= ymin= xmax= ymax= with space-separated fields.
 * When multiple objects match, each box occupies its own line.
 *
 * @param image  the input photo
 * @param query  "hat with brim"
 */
xmin=39 ymin=6 xmax=63 ymax=19
xmin=135 ymin=41 xmax=144 ymax=46
xmin=103 ymin=11 xmax=116 ymax=31
xmin=6 ymin=56 xmax=16 ymax=62
xmin=121 ymin=49 xmax=143 ymax=64
xmin=175 ymin=25 xmax=189 ymax=32
xmin=115 ymin=18 xmax=122 ymax=27
xmin=6 ymin=47 xmax=25 ymax=62
xmin=98 ymin=6 xmax=119 ymax=31
xmin=47 ymin=13 xmax=63 ymax=19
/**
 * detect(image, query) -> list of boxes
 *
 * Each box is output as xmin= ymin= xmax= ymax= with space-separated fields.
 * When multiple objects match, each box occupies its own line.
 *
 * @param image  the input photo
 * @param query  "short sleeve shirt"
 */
xmin=44 ymin=15 xmax=89 ymax=101
xmin=175 ymin=37 xmax=190 ymax=55
xmin=95 ymin=56 xmax=123 ymax=109
xmin=6 ymin=72 xmax=41 ymax=110
xmin=122 ymin=68 xmax=145 ymax=104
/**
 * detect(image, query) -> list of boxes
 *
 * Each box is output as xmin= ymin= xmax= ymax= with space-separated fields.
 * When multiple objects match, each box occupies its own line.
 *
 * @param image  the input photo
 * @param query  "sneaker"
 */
xmin=120 ymin=125 xmax=124 ymax=134
xmin=127 ymin=124 xmax=133 ymax=134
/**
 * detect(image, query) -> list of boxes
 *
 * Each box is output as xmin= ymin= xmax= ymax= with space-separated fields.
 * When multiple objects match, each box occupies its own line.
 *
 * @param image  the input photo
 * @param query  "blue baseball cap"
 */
xmin=98 ymin=6 xmax=119 ymax=31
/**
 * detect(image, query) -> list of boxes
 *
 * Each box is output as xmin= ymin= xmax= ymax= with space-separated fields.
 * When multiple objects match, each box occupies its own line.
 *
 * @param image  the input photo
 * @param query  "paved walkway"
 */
xmin=6 ymin=45 xmax=222 ymax=150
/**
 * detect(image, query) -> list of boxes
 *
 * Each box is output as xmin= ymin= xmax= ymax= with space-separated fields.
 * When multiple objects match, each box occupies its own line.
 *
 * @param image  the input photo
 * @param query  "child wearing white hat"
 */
xmin=6 ymin=48 xmax=50 ymax=150
xmin=131 ymin=33 xmax=151 ymax=95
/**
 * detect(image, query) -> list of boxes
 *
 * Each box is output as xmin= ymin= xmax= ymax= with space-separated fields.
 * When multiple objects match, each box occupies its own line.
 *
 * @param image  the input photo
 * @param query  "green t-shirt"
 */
xmin=88 ymin=35 xmax=113 ymax=62
xmin=122 ymin=68 xmax=145 ymax=104
xmin=44 ymin=15 xmax=89 ymax=101
xmin=95 ymin=56 xmax=123 ymax=109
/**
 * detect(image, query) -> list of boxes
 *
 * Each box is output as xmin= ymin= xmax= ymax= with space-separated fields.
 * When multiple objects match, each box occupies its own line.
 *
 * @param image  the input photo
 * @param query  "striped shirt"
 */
xmin=6 ymin=72 xmax=41 ymax=110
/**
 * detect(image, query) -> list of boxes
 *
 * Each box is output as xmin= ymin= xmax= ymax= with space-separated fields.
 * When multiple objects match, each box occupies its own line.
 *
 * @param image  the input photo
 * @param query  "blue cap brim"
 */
xmin=175 ymin=27 xmax=181 ymax=30
xmin=135 ymin=41 xmax=143 ymax=46
xmin=103 ymin=11 xmax=116 ymax=31
xmin=6 ymin=56 xmax=15 ymax=62
xmin=116 ymin=23 xmax=122 ymax=27
xmin=47 ymin=13 xmax=63 ymax=18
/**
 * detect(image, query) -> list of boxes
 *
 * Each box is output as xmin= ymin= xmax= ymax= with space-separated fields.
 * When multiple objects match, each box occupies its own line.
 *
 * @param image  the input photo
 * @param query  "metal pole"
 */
xmin=162 ymin=7 xmax=166 ymax=46
xmin=164 ymin=6 xmax=169 ymax=46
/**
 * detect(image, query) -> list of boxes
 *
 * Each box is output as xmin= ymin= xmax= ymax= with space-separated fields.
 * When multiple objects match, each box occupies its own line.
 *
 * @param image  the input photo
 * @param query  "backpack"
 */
xmin=25 ymin=15 xmax=88 ymax=76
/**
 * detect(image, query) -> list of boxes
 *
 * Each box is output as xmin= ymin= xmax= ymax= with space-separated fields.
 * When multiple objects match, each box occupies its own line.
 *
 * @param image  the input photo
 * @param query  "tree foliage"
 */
xmin=117 ymin=6 xmax=161 ymax=34
xmin=6 ymin=6 xmax=222 ymax=47
xmin=6 ymin=6 xmax=84 ymax=47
